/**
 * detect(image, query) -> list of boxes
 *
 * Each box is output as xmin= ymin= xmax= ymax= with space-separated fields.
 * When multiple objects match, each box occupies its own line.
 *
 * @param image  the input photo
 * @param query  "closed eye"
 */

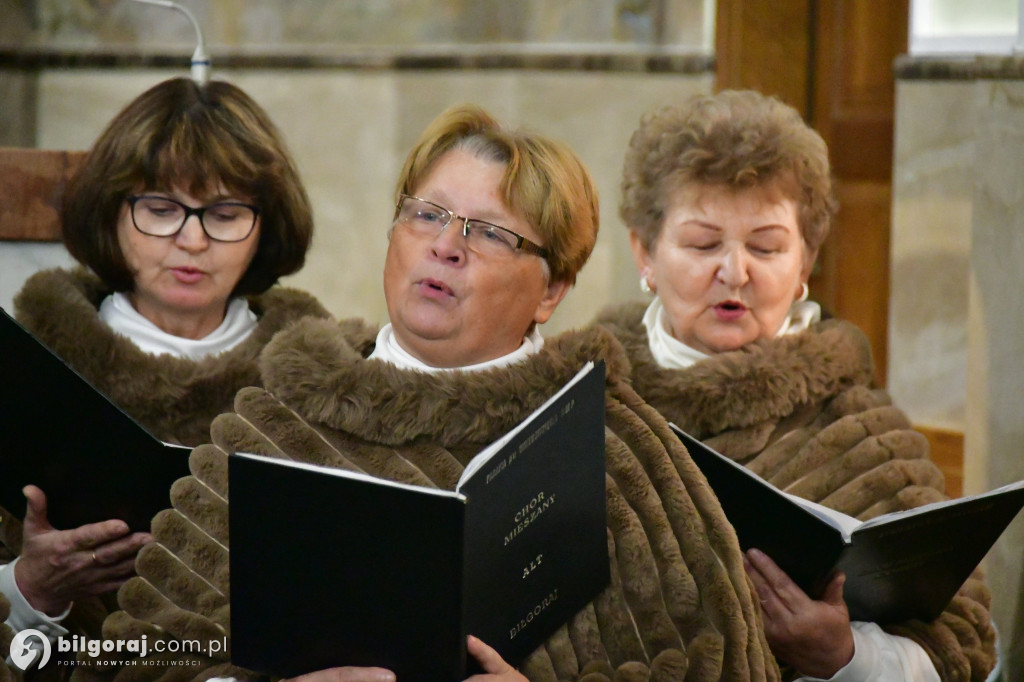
xmin=689 ymin=242 xmax=719 ymax=251
xmin=138 ymin=199 xmax=181 ymax=218
xmin=207 ymin=204 xmax=247 ymax=222
xmin=749 ymin=241 xmax=784 ymax=255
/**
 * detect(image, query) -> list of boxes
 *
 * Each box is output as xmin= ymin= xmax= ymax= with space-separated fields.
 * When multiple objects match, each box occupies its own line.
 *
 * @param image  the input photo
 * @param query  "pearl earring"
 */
xmin=639 ymin=268 xmax=653 ymax=294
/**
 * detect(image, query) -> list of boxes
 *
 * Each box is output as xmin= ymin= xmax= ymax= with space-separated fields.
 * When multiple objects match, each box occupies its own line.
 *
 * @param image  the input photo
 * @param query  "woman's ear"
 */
xmin=801 ymin=245 xmax=818 ymax=282
xmin=628 ymin=230 xmax=651 ymax=273
xmin=533 ymin=278 xmax=572 ymax=325
xmin=628 ymin=230 xmax=655 ymax=293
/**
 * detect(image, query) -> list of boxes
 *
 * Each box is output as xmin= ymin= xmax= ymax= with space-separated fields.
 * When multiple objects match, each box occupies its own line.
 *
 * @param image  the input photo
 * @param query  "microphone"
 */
xmin=131 ymin=0 xmax=210 ymax=85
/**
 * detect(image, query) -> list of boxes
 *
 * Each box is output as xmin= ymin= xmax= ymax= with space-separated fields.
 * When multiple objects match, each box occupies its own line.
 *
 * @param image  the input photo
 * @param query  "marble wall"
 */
xmin=0 ymin=0 xmax=714 ymax=330
xmin=891 ymin=65 xmax=1024 ymax=679
xmin=968 ymin=81 xmax=1024 ymax=681
xmin=4 ymin=0 xmax=711 ymax=49
xmin=0 ymin=67 xmax=712 ymax=327
xmin=889 ymin=81 xmax=974 ymax=430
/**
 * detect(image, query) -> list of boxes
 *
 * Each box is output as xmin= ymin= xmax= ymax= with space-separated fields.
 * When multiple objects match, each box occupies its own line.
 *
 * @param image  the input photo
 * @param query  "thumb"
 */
xmin=22 ymin=485 xmax=53 ymax=534
xmin=467 ymin=635 xmax=514 ymax=675
xmin=820 ymin=571 xmax=846 ymax=606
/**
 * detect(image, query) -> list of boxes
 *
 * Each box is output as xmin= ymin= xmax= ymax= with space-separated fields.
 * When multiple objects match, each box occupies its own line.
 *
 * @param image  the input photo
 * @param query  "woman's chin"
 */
xmin=163 ymin=297 xmax=221 ymax=316
xmin=142 ymin=291 xmax=226 ymax=322
xmin=692 ymin=330 xmax=759 ymax=355
xmin=150 ymin=282 xmax=220 ymax=309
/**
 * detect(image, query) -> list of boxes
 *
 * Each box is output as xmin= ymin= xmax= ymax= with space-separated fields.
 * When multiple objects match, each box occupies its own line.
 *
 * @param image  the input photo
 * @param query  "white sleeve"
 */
xmin=795 ymin=621 xmax=939 ymax=682
xmin=1 ymin=557 xmax=71 ymax=645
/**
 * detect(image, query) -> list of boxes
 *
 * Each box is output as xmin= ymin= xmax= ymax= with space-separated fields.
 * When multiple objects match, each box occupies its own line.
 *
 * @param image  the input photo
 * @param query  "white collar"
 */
xmin=368 ymin=323 xmax=545 ymax=372
xmin=644 ymin=296 xmax=821 ymax=370
xmin=98 ymin=292 xmax=257 ymax=360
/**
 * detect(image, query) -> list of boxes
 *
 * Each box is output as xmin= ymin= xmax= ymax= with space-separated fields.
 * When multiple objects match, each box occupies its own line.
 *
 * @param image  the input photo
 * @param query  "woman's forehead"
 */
xmin=416 ymin=153 xmax=513 ymax=214
xmin=669 ymin=178 xmax=792 ymax=205
xmin=660 ymin=184 xmax=802 ymax=240
xmin=142 ymin=175 xmax=251 ymax=201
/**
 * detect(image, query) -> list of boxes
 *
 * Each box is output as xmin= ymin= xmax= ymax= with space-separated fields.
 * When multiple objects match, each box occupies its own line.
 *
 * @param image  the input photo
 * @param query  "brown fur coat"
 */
xmin=97 ymin=318 xmax=782 ymax=682
xmin=13 ymin=267 xmax=331 ymax=447
xmin=2 ymin=267 xmax=329 ymax=681
xmin=595 ymin=300 xmax=997 ymax=682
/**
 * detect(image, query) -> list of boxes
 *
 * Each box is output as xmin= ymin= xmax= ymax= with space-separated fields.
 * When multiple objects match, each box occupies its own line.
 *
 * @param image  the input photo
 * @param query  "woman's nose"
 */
xmin=431 ymin=218 xmax=467 ymax=264
xmin=174 ymin=215 xmax=210 ymax=252
xmin=716 ymin=247 xmax=749 ymax=287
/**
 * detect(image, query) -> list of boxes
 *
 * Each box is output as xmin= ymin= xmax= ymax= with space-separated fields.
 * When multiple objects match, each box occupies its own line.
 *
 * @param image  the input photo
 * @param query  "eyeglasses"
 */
xmin=126 ymin=195 xmax=260 ymax=243
xmin=392 ymin=194 xmax=549 ymax=259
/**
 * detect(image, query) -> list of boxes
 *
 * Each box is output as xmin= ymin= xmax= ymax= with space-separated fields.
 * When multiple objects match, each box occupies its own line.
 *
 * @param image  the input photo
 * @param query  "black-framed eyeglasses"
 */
xmin=392 ymin=194 xmax=549 ymax=259
xmin=126 ymin=195 xmax=260 ymax=243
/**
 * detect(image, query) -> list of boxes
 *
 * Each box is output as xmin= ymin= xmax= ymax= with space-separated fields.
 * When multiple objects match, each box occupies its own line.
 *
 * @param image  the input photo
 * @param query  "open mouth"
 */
xmin=717 ymin=301 xmax=745 ymax=311
xmin=171 ymin=266 xmax=204 ymax=282
xmin=421 ymin=278 xmax=454 ymax=296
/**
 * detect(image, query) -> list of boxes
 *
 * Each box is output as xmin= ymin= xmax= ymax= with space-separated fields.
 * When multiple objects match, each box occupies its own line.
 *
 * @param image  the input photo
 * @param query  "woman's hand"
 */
xmin=463 ymin=636 xmax=528 ymax=682
xmin=744 ymin=548 xmax=854 ymax=678
xmin=14 ymin=485 xmax=152 ymax=615
xmin=283 ymin=668 xmax=395 ymax=682
xmin=276 ymin=635 xmax=518 ymax=682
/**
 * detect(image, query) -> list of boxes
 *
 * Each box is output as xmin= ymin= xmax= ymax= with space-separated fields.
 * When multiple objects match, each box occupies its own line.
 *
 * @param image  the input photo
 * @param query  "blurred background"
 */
xmin=1 ymin=0 xmax=1022 ymax=674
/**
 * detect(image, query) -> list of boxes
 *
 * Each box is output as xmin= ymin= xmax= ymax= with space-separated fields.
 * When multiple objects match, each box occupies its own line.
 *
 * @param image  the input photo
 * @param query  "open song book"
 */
xmin=0 ymin=307 xmax=189 ymax=531
xmin=229 ymin=361 xmax=610 ymax=681
xmin=673 ymin=426 xmax=1024 ymax=623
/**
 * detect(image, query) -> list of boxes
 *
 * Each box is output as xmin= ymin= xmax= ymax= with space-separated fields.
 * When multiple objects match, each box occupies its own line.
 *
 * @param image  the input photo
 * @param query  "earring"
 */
xmin=797 ymin=282 xmax=809 ymax=302
xmin=639 ymin=269 xmax=653 ymax=294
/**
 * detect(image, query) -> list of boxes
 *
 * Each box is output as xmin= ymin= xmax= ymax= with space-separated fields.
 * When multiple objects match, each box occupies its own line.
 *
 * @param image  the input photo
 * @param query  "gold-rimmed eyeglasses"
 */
xmin=392 ymin=194 xmax=549 ymax=259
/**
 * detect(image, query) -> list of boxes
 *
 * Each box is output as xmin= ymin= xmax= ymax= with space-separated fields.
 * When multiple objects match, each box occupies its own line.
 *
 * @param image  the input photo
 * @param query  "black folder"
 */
xmin=230 ymin=362 xmax=610 ymax=681
xmin=675 ymin=425 xmax=1024 ymax=622
xmin=0 ymin=307 xmax=189 ymax=531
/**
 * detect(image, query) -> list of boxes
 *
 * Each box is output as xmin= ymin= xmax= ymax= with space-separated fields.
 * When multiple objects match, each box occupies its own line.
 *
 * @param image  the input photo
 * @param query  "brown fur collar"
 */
xmin=593 ymin=301 xmax=875 ymax=437
xmin=260 ymin=317 xmax=631 ymax=448
xmin=14 ymin=267 xmax=331 ymax=445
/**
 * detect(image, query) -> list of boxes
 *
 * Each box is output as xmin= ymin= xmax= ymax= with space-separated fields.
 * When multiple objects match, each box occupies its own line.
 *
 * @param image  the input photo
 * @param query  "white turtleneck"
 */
xmin=368 ymin=323 xmax=544 ymax=372
xmin=98 ymin=292 xmax=257 ymax=359
xmin=642 ymin=295 xmax=937 ymax=682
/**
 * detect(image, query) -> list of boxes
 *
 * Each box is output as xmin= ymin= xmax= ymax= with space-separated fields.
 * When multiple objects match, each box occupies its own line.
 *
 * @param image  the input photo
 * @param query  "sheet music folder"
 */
xmin=230 ymin=362 xmax=610 ymax=680
xmin=674 ymin=425 xmax=1024 ymax=622
xmin=0 ymin=306 xmax=189 ymax=531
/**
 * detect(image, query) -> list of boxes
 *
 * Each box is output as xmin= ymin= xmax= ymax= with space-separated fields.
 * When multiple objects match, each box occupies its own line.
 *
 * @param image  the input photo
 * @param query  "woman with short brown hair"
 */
xmin=598 ymin=89 xmax=996 ymax=681
xmin=5 ymin=76 xmax=330 ymax=672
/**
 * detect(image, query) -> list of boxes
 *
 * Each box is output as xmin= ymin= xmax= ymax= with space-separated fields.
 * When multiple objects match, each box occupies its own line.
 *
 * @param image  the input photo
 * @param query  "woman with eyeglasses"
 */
xmin=100 ymin=104 xmax=780 ymax=682
xmin=4 ymin=77 xmax=329 ymax=664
